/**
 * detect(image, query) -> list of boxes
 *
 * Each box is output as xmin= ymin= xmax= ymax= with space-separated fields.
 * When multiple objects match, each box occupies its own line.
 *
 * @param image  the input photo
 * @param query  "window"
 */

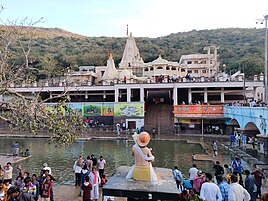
xmin=166 ymin=67 xmax=170 ymax=70
xmin=157 ymin=67 xmax=163 ymax=70
xmin=172 ymin=67 xmax=176 ymax=70
xmin=194 ymin=61 xmax=198 ymax=64
xmin=188 ymin=70 xmax=192 ymax=73
xmin=150 ymin=67 xmax=154 ymax=71
xmin=194 ymin=70 xmax=198 ymax=73
xmin=181 ymin=69 xmax=185 ymax=72
xmin=144 ymin=68 xmax=149 ymax=71
xmin=201 ymin=60 xmax=206 ymax=64
xmin=187 ymin=61 xmax=192 ymax=64
xmin=101 ymin=71 xmax=105 ymax=76
xmin=210 ymin=61 xmax=213 ymax=64
xmin=202 ymin=70 xmax=206 ymax=74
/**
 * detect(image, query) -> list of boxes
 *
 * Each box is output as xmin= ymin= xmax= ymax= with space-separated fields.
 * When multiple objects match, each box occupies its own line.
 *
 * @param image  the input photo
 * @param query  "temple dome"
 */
xmin=151 ymin=55 xmax=169 ymax=65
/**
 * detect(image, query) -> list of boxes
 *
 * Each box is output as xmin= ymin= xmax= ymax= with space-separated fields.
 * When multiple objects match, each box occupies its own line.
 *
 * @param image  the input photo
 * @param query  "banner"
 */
xmin=102 ymin=103 xmax=114 ymax=116
xmin=84 ymin=103 xmax=102 ymax=116
xmin=114 ymin=103 xmax=144 ymax=117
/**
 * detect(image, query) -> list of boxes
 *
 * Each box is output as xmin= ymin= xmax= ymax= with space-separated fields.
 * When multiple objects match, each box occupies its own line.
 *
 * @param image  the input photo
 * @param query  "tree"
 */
xmin=0 ymin=12 xmax=84 ymax=144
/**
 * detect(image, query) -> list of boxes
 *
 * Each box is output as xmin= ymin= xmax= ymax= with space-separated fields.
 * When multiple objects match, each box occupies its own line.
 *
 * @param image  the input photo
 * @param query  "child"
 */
xmin=41 ymin=175 xmax=52 ymax=201
xmin=100 ymin=175 xmax=108 ymax=187
xmin=82 ymin=176 xmax=92 ymax=201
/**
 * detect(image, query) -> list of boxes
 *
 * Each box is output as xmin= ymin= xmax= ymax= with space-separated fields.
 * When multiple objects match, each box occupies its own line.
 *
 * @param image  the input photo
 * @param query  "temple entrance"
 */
xmin=144 ymin=89 xmax=174 ymax=136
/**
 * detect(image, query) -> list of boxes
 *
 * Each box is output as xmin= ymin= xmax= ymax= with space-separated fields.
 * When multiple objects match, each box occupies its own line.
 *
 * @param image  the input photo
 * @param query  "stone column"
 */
xmin=115 ymin=88 xmax=119 ymax=102
xmin=127 ymin=88 xmax=131 ymax=102
xmin=221 ymin=87 xmax=225 ymax=103
xmin=204 ymin=88 xmax=208 ymax=103
xmin=188 ymin=88 xmax=192 ymax=104
xmin=173 ymin=87 xmax=178 ymax=105
xmin=140 ymin=87 xmax=144 ymax=102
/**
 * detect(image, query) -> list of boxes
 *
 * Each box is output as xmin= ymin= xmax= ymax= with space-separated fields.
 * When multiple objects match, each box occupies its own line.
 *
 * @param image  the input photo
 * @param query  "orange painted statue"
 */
xmin=126 ymin=131 xmax=157 ymax=182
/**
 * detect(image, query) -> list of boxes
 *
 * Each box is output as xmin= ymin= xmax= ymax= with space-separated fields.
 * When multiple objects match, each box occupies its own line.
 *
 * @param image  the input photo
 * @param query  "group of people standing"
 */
xmin=173 ymin=157 xmax=267 ymax=201
xmin=73 ymin=154 xmax=107 ymax=201
xmin=0 ymin=162 xmax=54 ymax=201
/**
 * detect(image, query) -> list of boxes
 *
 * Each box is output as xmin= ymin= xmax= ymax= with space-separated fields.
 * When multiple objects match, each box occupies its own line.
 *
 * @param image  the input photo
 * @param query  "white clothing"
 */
xmin=228 ymin=183 xmax=250 ymax=201
xmin=0 ymin=190 xmax=5 ymax=201
xmin=200 ymin=182 xmax=222 ymax=201
xmin=189 ymin=167 xmax=198 ymax=180
xmin=97 ymin=159 xmax=106 ymax=170
xmin=4 ymin=166 xmax=13 ymax=180
xmin=73 ymin=161 xmax=82 ymax=173
xmin=43 ymin=166 xmax=52 ymax=175
xmin=89 ymin=171 xmax=101 ymax=200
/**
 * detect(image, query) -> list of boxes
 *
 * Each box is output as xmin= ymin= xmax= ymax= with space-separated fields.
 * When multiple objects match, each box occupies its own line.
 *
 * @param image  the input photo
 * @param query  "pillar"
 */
xmin=188 ymin=88 xmax=192 ymax=104
xmin=204 ymin=88 xmax=208 ymax=103
xmin=173 ymin=87 xmax=178 ymax=105
xmin=221 ymin=87 xmax=225 ymax=103
xmin=253 ymin=87 xmax=258 ymax=101
xmin=127 ymin=88 xmax=131 ymax=102
xmin=115 ymin=88 xmax=119 ymax=102
xmin=140 ymin=87 xmax=144 ymax=102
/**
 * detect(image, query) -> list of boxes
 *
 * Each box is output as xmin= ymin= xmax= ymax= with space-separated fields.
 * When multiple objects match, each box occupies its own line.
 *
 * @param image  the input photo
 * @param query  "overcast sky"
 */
xmin=1 ymin=0 xmax=268 ymax=38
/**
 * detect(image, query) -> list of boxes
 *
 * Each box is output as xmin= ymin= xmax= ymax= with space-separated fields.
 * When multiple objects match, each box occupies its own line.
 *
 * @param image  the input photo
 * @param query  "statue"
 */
xmin=126 ymin=131 xmax=157 ymax=182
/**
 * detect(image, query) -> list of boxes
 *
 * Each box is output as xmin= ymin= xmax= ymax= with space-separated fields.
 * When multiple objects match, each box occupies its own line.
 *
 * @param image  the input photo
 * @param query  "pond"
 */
xmin=0 ymin=138 xmax=217 ymax=185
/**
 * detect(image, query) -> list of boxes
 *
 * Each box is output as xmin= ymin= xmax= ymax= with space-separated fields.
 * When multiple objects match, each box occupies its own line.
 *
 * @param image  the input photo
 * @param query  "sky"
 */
xmin=1 ymin=0 xmax=268 ymax=38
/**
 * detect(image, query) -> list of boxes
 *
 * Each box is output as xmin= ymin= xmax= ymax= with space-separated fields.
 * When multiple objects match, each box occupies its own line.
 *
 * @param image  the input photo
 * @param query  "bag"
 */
xmin=173 ymin=170 xmax=182 ymax=183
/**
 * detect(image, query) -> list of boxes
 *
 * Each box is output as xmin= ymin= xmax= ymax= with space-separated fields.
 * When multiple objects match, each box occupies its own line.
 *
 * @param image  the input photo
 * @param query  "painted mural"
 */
xmin=84 ymin=103 xmax=102 ymax=116
xmin=102 ymin=103 xmax=114 ymax=116
xmin=114 ymin=103 xmax=144 ymax=117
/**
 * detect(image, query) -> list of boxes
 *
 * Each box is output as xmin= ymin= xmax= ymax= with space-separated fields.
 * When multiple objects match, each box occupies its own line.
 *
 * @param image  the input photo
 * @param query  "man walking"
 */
xmin=245 ymin=170 xmax=257 ymax=201
xmin=97 ymin=156 xmax=106 ymax=179
xmin=189 ymin=164 xmax=198 ymax=186
xmin=212 ymin=141 xmax=218 ymax=157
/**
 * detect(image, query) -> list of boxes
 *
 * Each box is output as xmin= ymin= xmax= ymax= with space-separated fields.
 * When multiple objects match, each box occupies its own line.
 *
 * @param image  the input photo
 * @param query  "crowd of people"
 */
xmin=173 ymin=157 xmax=267 ymax=201
xmin=0 ymin=162 xmax=54 ymax=201
xmin=73 ymin=154 xmax=107 ymax=201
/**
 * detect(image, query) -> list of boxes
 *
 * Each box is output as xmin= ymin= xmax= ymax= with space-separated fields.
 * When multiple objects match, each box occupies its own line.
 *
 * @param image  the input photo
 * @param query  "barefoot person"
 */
xmin=126 ymin=132 xmax=157 ymax=182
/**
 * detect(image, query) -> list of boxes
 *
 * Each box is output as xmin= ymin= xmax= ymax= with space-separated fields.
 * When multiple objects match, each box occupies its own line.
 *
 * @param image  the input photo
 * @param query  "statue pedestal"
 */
xmin=103 ymin=166 xmax=178 ymax=201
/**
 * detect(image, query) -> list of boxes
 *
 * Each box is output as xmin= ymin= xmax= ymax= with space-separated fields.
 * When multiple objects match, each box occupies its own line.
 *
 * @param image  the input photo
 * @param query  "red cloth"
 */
xmin=82 ymin=183 xmax=93 ymax=200
xmin=42 ymin=181 xmax=52 ymax=198
xmin=93 ymin=171 xmax=97 ymax=185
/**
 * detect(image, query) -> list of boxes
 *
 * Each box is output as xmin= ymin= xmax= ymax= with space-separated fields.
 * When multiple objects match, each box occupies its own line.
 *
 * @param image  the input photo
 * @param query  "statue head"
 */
xmin=137 ymin=132 xmax=151 ymax=147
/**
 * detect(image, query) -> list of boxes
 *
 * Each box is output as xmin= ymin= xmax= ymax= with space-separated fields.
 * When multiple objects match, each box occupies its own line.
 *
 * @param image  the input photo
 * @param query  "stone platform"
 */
xmin=0 ymin=154 xmax=31 ymax=166
xmin=103 ymin=166 xmax=178 ymax=201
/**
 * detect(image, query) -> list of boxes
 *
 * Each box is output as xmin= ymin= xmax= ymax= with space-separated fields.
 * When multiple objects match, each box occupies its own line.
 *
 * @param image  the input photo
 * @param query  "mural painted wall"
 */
xmin=114 ymin=103 xmax=144 ymax=117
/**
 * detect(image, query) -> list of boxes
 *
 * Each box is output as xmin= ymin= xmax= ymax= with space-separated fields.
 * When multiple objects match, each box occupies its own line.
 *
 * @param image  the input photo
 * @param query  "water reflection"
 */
xmin=0 ymin=138 xmax=214 ymax=185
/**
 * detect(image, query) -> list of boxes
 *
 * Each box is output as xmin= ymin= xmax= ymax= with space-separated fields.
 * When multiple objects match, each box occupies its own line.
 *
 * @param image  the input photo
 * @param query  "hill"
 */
xmin=3 ymin=26 xmax=266 ymax=79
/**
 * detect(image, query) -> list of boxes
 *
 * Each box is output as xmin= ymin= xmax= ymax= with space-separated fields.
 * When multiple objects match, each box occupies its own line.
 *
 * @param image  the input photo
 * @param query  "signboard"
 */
xmin=102 ymin=103 xmax=114 ymax=116
xmin=84 ymin=103 xmax=102 ymax=116
xmin=114 ymin=103 xmax=144 ymax=117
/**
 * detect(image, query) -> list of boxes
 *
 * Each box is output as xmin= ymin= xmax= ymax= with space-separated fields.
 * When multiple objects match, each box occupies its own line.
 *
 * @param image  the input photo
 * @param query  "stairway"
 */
xmin=144 ymin=103 xmax=174 ymax=135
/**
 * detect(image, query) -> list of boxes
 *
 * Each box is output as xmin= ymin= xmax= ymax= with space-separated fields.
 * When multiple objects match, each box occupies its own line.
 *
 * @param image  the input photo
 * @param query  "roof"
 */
xmin=102 ymin=54 xmax=119 ymax=81
xmin=145 ymin=55 xmax=179 ymax=66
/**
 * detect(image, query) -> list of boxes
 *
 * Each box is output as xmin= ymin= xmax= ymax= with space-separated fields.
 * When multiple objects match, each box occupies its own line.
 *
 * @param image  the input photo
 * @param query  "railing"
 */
xmin=174 ymin=105 xmax=224 ymax=117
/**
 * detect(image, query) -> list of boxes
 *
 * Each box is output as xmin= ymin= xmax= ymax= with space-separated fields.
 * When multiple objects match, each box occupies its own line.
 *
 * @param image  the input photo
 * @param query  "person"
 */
xmin=89 ymin=118 xmax=94 ymax=128
xmin=100 ymin=175 xmax=107 ymax=187
xmin=123 ymin=76 xmax=126 ymax=84
xmin=192 ymin=153 xmax=196 ymax=161
xmin=223 ymin=164 xmax=232 ymax=182
xmin=116 ymin=123 xmax=121 ymax=137
xmin=7 ymin=186 xmax=35 ymax=201
xmin=213 ymin=161 xmax=224 ymax=177
xmin=20 ymin=177 xmax=37 ymax=199
xmin=91 ymin=154 xmax=97 ymax=167
xmin=217 ymin=175 xmax=230 ymax=201
xmin=85 ymin=156 xmax=93 ymax=172
xmin=189 ymin=164 xmax=198 ymax=186
xmin=152 ymin=128 xmax=156 ymax=138
xmin=251 ymin=168 xmax=265 ymax=199
xmin=135 ymin=127 xmax=139 ymax=134
xmin=79 ymin=164 xmax=90 ymax=197
xmin=231 ymin=157 xmax=243 ymax=186
xmin=212 ymin=141 xmax=218 ymax=157
xmin=200 ymin=172 xmax=222 ymax=201
xmin=242 ymin=134 xmax=247 ymax=147
xmin=24 ymin=149 xmax=31 ymax=156
xmin=97 ymin=156 xmax=106 ymax=179
xmin=12 ymin=141 xmax=20 ymax=157
xmin=172 ymin=166 xmax=182 ymax=188
xmin=41 ymin=174 xmax=52 ymax=201
xmin=82 ymin=176 xmax=92 ymax=201
xmin=126 ymin=132 xmax=157 ymax=182
xmin=85 ymin=118 xmax=89 ymax=128
xmin=73 ymin=156 xmax=83 ymax=186
xmin=193 ymin=170 xmax=204 ymax=194
xmin=3 ymin=163 xmax=13 ymax=185
xmin=0 ymin=180 xmax=6 ymax=201
xmin=42 ymin=163 xmax=52 ymax=175
xmin=178 ymin=189 xmax=189 ymax=201
xmin=228 ymin=174 xmax=250 ymax=201
xmin=31 ymin=174 xmax=40 ymax=201
xmin=122 ymin=122 xmax=126 ymax=130
xmin=252 ymin=135 xmax=256 ymax=149
xmin=260 ymin=192 xmax=268 ymax=201
xmin=230 ymin=133 xmax=235 ymax=147
xmin=245 ymin=170 xmax=257 ymax=201
xmin=89 ymin=167 xmax=100 ymax=201
xmin=188 ymin=188 xmax=201 ymax=201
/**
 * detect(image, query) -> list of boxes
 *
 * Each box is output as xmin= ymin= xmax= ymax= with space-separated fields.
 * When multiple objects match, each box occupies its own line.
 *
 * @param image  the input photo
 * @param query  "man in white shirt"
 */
xmin=97 ymin=155 xmax=106 ymax=179
xmin=200 ymin=172 xmax=222 ymax=201
xmin=3 ymin=162 xmax=13 ymax=184
xmin=189 ymin=164 xmax=198 ymax=186
xmin=228 ymin=174 xmax=250 ymax=201
xmin=73 ymin=156 xmax=83 ymax=186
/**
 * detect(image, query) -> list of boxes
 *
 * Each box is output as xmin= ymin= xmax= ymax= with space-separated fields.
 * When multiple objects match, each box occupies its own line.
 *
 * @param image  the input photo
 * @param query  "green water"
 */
xmin=0 ymin=138 xmax=214 ymax=185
